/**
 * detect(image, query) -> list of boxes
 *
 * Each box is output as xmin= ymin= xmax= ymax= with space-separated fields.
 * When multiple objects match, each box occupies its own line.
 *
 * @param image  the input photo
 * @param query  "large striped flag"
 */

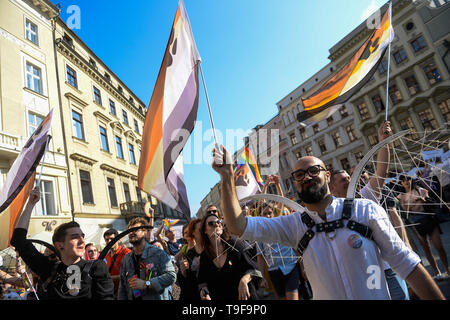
xmin=138 ymin=0 xmax=200 ymax=219
xmin=0 ymin=108 xmax=53 ymax=214
xmin=0 ymin=172 xmax=36 ymax=249
xmin=237 ymin=147 xmax=264 ymax=186
xmin=297 ymin=3 xmax=394 ymax=123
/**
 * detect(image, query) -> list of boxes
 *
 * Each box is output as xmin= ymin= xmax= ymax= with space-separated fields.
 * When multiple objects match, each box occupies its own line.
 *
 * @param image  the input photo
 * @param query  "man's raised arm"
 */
xmin=212 ymin=145 xmax=247 ymax=236
xmin=369 ymin=121 xmax=392 ymax=198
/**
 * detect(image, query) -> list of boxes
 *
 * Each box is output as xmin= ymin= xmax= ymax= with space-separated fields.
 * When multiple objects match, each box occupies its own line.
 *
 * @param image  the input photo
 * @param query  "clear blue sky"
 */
xmin=55 ymin=0 xmax=386 ymax=217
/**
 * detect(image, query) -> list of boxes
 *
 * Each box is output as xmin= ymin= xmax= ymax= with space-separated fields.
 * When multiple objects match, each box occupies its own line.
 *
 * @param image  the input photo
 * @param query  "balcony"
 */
xmin=0 ymin=131 xmax=24 ymax=160
xmin=120 ymin=201 xmax=187 ymax=224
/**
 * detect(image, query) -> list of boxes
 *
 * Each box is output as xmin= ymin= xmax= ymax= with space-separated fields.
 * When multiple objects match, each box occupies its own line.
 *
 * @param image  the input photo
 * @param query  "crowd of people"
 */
xmin=1 ymin=121 xmax=449 ymax=300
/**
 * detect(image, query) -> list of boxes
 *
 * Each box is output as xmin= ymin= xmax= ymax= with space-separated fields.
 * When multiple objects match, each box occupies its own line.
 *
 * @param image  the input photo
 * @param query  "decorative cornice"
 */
xmin=110 ymin=120 xmax=126 ymax=133
xmin=93 ymin=110 xmax=113 ymax=124
xmin=99 ymin=163 xmax=137 ymax=180
xmin=64 ymin=92 xmax=88 ymax=107
xmin=69 ymin=153 xmax=98 ymax=166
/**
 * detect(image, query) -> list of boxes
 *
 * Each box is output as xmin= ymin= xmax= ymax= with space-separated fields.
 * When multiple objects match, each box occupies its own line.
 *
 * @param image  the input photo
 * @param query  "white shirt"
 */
xmin=360 ymin=183 xmax=390 ymax=271
xmin=242 ymin=197 xmax=421 ymax=300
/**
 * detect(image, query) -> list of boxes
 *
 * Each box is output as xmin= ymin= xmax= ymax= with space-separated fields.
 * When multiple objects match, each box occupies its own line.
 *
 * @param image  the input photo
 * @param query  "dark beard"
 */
xmin=297 ymin=180 xmax=328 ymax=204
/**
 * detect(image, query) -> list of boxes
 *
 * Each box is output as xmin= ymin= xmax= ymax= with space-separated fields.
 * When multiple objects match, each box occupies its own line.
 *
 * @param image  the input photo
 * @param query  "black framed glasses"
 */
xmin=291 ymin=165 xmax=327 ymax=181
xmin=207 ymin=209 xmax=218 ymax=214
xmin=207 ymin=219 xmax=223 ymax=227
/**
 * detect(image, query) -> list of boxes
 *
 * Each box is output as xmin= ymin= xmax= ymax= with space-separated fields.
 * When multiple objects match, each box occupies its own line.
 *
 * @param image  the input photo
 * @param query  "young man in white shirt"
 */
xmin=211 ymin=145 xmax=444 ymax=300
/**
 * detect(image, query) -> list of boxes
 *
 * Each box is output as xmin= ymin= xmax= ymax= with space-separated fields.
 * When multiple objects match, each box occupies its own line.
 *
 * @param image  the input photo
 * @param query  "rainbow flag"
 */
xmin=237 ymin=147 xmax=264 ymax=186
xmin=138 ymin=0 xmax=201 ymax=219
xmin=163 ymin=218 xmax=180 ymax=228
xmin=297 ymin=2 xmax=394 ymax=123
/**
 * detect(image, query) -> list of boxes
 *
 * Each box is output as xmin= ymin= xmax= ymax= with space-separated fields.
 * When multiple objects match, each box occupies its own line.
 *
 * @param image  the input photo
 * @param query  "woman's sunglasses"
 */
xmin=207 ymin=219 xmax=223 ymax=227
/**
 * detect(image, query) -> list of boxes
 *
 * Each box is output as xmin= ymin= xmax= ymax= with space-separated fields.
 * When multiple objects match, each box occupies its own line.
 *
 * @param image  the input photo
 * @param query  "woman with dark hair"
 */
xmin=397 ymin=175 xmax=450 ymax=281
xmin=197 ymin=213 xmax=262 ymax=300
xmin=177 ymin=218 xmax=203 ymax=301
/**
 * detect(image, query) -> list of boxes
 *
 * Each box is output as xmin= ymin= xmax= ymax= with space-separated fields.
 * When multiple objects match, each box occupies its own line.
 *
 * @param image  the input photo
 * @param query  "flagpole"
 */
xmin=384 ymin=2 xmax=392 ymax=122
xmin=36 ymin=135 xmax=51 ymax=188
xmin=199 ymin=62 xmax=223 ymax=165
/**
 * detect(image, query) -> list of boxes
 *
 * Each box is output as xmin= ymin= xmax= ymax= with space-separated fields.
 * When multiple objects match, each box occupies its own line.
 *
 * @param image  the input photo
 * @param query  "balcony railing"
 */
xmin=120 ymin=201 xmax=187 ymax=224
xmin=0 ymin=131 xmax=20 ymax=150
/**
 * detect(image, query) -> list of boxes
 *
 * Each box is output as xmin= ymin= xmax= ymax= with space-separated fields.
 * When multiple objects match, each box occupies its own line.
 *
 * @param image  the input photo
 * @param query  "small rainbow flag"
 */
xmin=237 ymin=147 xmax=264 ymax=186
xmin=163 ymin=218 xmax=179 ymax=228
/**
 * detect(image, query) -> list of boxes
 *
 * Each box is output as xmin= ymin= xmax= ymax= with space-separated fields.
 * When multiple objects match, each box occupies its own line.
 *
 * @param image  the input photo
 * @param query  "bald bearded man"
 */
xmin=211 ymin=145 xmax=444 ymax=300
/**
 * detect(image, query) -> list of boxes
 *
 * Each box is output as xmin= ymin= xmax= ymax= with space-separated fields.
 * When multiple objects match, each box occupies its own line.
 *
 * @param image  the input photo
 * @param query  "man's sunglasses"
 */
xmin=291 ymin=165 xmax=327 ymax=181
xmin=207 ymin=219 xmax=223 ymax=227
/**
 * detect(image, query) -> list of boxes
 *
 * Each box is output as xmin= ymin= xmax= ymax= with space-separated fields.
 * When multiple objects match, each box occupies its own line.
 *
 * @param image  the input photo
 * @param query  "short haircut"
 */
xmin=52 ymin=221 xmax=80 ymax=244
xmin=103 ymin=228 xmax=119 ymax=239
xmin=330 ymin=170 xmax=348 ymax=184
xmin=127 ymin=217 xmax=149 ymax=229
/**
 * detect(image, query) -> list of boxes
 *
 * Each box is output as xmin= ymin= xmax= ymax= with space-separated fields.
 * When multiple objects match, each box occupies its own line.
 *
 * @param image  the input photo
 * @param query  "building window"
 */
xmin=399 ymin=117 xmax=419 ymax=140
xmin=299 ymin=127 xmax=307 ymax=139
xmin=393 ymin=49 xmax=407 ymax=64
xmin=136 ymin=186 xmax=143 ymax=203
xmin=368 ymin=134 xmax=378 ymax=147
xmin=129 ymin=143 xmax=136 ymax=165
xmin=326 ymin=117 xmax=334 ymax=126
xmin=346 ymin=124 xmax=357 ymax=142
xmin=93 ymin=86 xmax=102 ymax=105
xmin=118 ymin=85 xmax=123 ymax=94
xmin=318 ymin=139 xmax=327 ymax=154
xmin=423 ymin=62 xmax=441 ymax=85
xmin=80 ymin=170 xmax=94 ymax=204
xmin=388 ymin=84 xmax=403 ymax=105
xmin=33 ymin=180 xmax=56 ymax=216
xmin=282 ymin=115 xmax=288 ymax=127
xmin=331 ymin=131 xmax=343 ymax=147
xmin=290 ymin=133 xmax=298 ymax=145
xmin=107 ymin=178 xmax=118 ymax=207
xmin=340 ymin=158 xmax=351 ymax=171
xmin=313 ymin=124 xmax=320 ymax=134
xmin=99 ymin=126 xmax=109 ymax=152
xmin=378 ymin=59 xmax=388 ymax=75
xmin=72 ymin=110 xmax=85 ymax=140
xmin=89 ymin=58 xmax=97 ymax=69
xmin=356 ymin=102 xmax=370 ymax=120
xmin=25 ymin=19 xmax=39 ymax=45
xmin=122 ymin=110 xmax=129 ymax=126
xmin=28 ymin=112 xmax=43 ymax=137
xmin=295 ymin=151 xmax=302 ymax=160
xmin=109 ymin=100 xmax=116 ymax=116
xmin=115 ymin=136 xmax=124 ymax=159
xmin=123 ymin=183 xmax=131 ymax=203
xmin=439 ymin=98 xmax=450 ymax=123
xmin=66 ymin=65 xmax=77 ymax=88
xmin=305 ymin=145 xmax=313 ymax=156
xmin=134 ymin=119 xmax=140 ymax=134
xmin=339 ymin=105 xmax=349 ymax=118
xmin=404 ymin=74 xmax=421 ymax=96
xmin=411 ymin=36 xmax=426 ymax=53
xmin=355 ymin=151 xmax=364 ymax=162
xmin=418 ymin=109 xmax=438 ymax=131
xmin=371 ymin=94 xmax=384 ymax=113
xmin=25 ymin=62 xmax=42 ymax=94
xmin=287 ymin=111 xmax=294 ymax=123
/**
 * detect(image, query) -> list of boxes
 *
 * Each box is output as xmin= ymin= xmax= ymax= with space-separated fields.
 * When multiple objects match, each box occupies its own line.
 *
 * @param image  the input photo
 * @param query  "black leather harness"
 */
xmin=297 ymin=199 xmax=374 ymax=256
